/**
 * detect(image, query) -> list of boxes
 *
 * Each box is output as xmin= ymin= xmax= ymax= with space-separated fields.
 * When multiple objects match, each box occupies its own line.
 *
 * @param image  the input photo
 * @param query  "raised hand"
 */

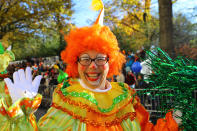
xmin=4 ymin=67 xmax=42 ymax=103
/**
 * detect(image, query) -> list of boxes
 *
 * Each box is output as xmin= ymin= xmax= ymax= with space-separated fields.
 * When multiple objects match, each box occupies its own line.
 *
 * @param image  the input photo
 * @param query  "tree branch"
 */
xmin=0 ymin=0 xmax=6 ymax=11
xmin=2 ymin=0 xmax=18 ymax=15
xmin=121 ymin=21 xmax=142 ymax=33
xmin=0 ymin=0 xmax=18 ymax=25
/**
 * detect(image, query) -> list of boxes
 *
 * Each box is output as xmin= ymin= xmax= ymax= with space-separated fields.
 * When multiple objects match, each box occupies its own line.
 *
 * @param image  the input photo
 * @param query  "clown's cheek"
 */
xmin=103 ymin=65 xmax=108 ymax=70
xmin=80 ymin=65 xmax=86 ymax=71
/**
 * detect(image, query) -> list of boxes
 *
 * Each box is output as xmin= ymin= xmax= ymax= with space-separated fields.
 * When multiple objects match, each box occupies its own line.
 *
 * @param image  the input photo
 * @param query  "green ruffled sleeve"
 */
xmin=0 ymin=81 xmax=12 ymax=106
xmin=0 ymin=94 xmax=42 ymax=131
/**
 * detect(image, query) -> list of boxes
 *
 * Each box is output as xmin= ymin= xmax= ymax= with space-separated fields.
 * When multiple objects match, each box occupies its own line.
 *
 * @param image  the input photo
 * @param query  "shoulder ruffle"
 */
xmin=52 ymin=82 xmax=137 ymax=126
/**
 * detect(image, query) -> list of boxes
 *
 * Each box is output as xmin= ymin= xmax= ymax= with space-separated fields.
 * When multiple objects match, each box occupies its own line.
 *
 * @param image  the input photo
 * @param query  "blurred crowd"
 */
xmin=7 ymin=57 xmax=65 ymax=92
xmin=6 ymin=48 xmax=151 ymax=90
xmin=112 ymin=48 xmax=150 ymax=89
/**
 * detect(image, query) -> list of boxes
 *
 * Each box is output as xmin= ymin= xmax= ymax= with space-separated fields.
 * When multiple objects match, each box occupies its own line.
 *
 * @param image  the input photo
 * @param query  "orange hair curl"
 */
xmin=61 ymin=24 xmax=126 ymax=78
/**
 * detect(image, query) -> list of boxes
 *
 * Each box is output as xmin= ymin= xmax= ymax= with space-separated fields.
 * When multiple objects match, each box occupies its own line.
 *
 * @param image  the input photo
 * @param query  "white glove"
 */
xmin=4 ymin=67 xmax=42 ymax=103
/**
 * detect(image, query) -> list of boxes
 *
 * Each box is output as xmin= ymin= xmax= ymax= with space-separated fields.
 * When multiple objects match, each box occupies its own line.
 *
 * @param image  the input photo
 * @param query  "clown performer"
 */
xmin=0 ymin=42 xmax=15 ymax=105
xmin=1 ymin=0 xmax=180 ymax=130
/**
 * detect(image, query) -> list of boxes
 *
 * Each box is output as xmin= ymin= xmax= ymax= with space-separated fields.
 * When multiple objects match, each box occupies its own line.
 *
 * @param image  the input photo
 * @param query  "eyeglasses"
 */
xmin=78 ymin=57 xmax=109 ymax=66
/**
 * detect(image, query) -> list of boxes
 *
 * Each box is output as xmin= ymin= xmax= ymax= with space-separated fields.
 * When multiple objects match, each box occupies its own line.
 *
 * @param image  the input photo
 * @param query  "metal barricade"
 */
xmin=38 ymin=84 xmax=57 ymax=108
xmin=135 ymin=88 xmax=197 ymax=113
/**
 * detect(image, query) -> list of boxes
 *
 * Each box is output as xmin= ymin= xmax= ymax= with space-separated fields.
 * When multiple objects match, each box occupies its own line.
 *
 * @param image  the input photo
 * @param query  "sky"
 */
xmin=151 ymin=0 xmax=197 ymax=21
xmin=71 ymin=0 xmax=98 ymax=27
xmin=72 ymin=0 xmax=197 ymax=27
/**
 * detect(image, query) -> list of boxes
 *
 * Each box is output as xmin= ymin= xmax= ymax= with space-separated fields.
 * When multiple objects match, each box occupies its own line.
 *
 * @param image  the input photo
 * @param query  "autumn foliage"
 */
xmin=175 ymin=44 xmax=197 ymax=60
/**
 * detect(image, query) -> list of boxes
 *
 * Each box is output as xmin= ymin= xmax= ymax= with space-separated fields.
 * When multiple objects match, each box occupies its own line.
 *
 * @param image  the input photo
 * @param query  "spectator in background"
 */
xmin=38 ymin=59 xmax=44 ymax=73
xmin=125 ymin=67 xmax=136 ymax=88
xmin=140 ymin=59 xmax=152 ymax=81
xmin=116 ymin=71 xmax=125 ymax=83
xmin=32 ymin=63 xmax=38 ymax=73
xmin=140 ymin=49 xmax=146 ymax=61
xmin=135 ymin=73 xmax=149 ymax=89
xmin=134 ymin=52 xmax=140 ymax=62
xmin=55 ymin=60 xmax=61 ymax=69
xmin=125 ymin=55 xmax=134 ymax=68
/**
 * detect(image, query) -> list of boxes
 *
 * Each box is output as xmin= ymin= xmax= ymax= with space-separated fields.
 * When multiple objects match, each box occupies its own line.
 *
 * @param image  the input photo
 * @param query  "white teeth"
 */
xmin=88 ymin=74 xmax=98 ymax=77
xmin=87 ymin=74 xmax=99 ymax=77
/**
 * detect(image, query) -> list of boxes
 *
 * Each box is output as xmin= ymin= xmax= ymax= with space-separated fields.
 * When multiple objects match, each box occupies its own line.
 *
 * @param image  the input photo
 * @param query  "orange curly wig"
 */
xmin=61 ymin=24 xmax=126 ymax=78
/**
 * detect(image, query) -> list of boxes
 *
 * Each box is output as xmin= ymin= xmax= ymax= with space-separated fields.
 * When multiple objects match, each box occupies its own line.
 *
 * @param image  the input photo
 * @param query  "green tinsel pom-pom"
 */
xmin=0 ymin=42 xmax=5 ymax=54
xmin=139 ymin=48 xmax=197 ymax=130
xmin=57 ymin=69 xmax=68 ymax=84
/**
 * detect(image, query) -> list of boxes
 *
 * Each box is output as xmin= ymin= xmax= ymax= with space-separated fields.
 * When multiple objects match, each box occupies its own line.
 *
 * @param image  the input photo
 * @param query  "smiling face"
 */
xmin=78 ymin=50 xmax=109 ymax=89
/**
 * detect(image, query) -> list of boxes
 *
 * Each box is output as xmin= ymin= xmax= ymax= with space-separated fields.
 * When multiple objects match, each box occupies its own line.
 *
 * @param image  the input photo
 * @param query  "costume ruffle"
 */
xmin=51 ymin=82 xmax=138 ymax=126
xmin=0 ymin=94 xmax=42 ymax=130
xmin=0 ymin=81 xmax=179 ymax=131
xmin=134 ymin=96 xmax=178 ymax=131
